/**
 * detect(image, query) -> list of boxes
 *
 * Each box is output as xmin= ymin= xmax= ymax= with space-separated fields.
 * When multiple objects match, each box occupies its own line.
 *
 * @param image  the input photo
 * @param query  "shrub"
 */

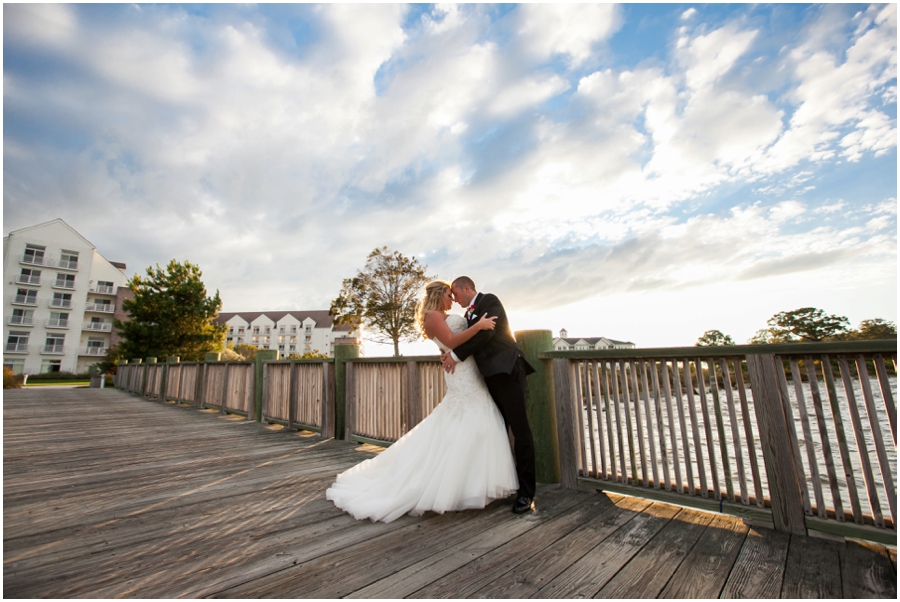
xmin=4 ymin=367 xmax=23 ymax=389
xmin=25 ymin=371 xmax=92 ymax=382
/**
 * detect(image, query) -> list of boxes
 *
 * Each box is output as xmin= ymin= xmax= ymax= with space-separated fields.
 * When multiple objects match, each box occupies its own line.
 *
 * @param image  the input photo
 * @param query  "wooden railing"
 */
xmin=544 ymin=340 xmax=897 ymax=545
xmin=262 ymin=360 xmax=335 ymax=434
xmin=344 ymin=357 xmax=446 ymax=445
xmin=110 ymin=338 xmax=896 ymax=545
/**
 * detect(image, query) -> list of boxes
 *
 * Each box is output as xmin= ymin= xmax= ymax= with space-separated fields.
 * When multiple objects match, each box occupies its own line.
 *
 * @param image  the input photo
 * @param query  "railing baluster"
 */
xmin=590 ymin=362 xmax=607 ymax=479
xmin=855 ymin=355 xmax=895 ymax=525
xmin=838 ymin=356 xmax=885 ymax=528
xmin=584 ymin=361 xmax=600 ymax=478
xmin=611 ymin=361 xmax=627 ymax=483
xmin=872 ymin=354 xmax=896 ymax=447
xmin=600 ymin=362 xmax=617 ymax=482
xmin=789 ymin=358 xmax=826 ymax=518
xmin=823 ymin=357 xmax=864 ymax=523
xmin=720 ymin=359 xmax=748 ymax=505
xmin=629 ymin=360 xmax=648 ymax=486
xmin=709 ymin=359 xmax=733 ymax=502
xmin=574 ymin=361 xmax=588 ymax=477
xmin=803 ymin=356 xmax=842 ymax=520
xmin=660 ymin=361 xmax=680 ymax=493
xmin=683 ymin=359 xmax=708 ymax=497
xmin=640 ymin=361 xmax=660 ymax=489
xmin=672 ymin=360 xmax=694 ymax=494
xmin=619 ymin=360 xmax=637 ymax=485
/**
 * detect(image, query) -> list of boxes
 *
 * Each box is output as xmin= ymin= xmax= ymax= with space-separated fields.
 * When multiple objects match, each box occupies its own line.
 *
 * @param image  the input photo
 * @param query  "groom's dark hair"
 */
xmin=451 ymin=276 xmax=476 ymax=291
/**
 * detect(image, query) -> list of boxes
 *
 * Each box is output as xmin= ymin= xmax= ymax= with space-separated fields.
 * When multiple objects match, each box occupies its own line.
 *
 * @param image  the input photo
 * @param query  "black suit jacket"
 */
xmin=452 ymin=292 xmax=535 ymax=378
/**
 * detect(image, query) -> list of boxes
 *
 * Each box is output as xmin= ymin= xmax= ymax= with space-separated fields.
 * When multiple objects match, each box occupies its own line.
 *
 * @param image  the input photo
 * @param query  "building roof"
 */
xmin=556 ymin=337 xmax=634 ymax=346
xmin=4 ymin=217 xmax=97 ymax=249
xmin=215 ymin=310 xmax=354 ymax=331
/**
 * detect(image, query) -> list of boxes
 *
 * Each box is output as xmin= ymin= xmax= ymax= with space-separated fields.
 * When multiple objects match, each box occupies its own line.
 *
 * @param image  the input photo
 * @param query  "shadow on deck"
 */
xmin=3 ymin=388 xmax=896 ymax=598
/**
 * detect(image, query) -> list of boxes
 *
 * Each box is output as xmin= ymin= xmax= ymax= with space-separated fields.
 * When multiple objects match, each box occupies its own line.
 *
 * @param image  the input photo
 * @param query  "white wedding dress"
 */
xmin=325 ymin=314 xmax=518 ymax=523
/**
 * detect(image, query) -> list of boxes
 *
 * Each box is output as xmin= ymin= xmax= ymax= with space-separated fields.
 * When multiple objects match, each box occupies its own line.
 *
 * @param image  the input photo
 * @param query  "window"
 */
xmin=41 ymin=360 xmax=62 ymax=374
xmin=289 ymin=345 xmax=296 ymax=352
xmin=95 ymin=280 xmax=114 ymax=294
xmin=48 ymin=312 xmax=69 ymax=328
xmin=252 ymin=336 xmax=259 ymax=343
xmin=22 ymin=244 xmax=45 ymax=265
xmin=228 ymin=328 xmax=234 ymax=335
xmin=264 ymin=327 xmax=271 ymax=335
xmin=18 ymin=268 xmax=41 ymax=285
xmin=3 ymin=358 xmax=25 ymax=375
xmin=54 ymin=273 xmax=76 ymax=289
xmin=6 ymin=332 xmax=29 ymax=352
xmin=278 ymin=336 xmax=285 ymax=343
xmin=279 ymin=327 xmax=285 ymax=335
xmin=44 ymin=334 xmax=65 ymax=353
xmin=86 ymin=338 xmax=105 ymax=355
xmin=291 ymin=326 xmax=297 ymax=334
xmin=237 ymin=327 xmax=245 ymax=335
xmin=305 ymin=325 xmax=312 ymax=334
xmin=51 ymin=292 xmax=73 ymax=308
xmin=14 ymin=288 xmax=38 ymax=305
xmin=59 ymin=250 xmax=79 ymax=270
xmin=10 ymin=309 xmax=34 ymax=326
xmin=253 ymin=327 xmax=260 ymax=335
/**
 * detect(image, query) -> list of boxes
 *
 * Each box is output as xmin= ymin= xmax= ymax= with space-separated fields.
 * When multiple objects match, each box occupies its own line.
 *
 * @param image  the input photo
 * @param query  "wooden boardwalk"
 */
xmin=3 ymin=388 xmax=896 ymax=598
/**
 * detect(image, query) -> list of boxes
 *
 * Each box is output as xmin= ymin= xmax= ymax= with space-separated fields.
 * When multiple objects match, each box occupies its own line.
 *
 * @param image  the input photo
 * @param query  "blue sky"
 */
xmin=3 ymin=3 xmax=896 ymax=355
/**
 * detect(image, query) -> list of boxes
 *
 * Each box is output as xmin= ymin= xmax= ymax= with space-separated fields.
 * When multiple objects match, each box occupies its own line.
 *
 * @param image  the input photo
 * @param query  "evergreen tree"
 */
xmin=696 ymin=329 xmax=736 ymax=347
xmin=115 ymin=260 xmax=226 ymax=361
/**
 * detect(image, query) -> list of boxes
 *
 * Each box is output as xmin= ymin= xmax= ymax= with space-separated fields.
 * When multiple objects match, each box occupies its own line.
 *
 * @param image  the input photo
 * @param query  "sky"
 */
xmin=3 ymin=3 xmax=897 ymax=356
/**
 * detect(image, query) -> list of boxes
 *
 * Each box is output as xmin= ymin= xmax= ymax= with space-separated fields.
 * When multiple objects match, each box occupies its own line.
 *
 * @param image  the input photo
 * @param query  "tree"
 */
xmin=696 ymin=330 xmax=736 ymax=347
xmin=115 ymin=260 xmax=227 ymax=362
xmin=231 ymin=343 xmax=258 ymax=362
xmin=286 ymin=350 xmax=330 ymax=360
xmin=748 ymin=328 xmax=778 ymax=345
xmin=329 ymin=247 xmax=431 ymax=356
xmin=849 ymin=318 xmax=897 ymax=340
xmin=765 ymin=307 xmax=850 ymax=343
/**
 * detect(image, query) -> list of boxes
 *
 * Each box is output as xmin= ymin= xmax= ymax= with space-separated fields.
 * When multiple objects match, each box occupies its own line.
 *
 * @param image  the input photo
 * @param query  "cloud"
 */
xmin=515 ymin=3 xmax=622 ymax=66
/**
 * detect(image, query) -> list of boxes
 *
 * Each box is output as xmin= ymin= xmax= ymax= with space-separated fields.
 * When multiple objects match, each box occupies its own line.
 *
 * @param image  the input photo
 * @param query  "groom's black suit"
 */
xmin=452 ymin=292 xmax=536 ymax=500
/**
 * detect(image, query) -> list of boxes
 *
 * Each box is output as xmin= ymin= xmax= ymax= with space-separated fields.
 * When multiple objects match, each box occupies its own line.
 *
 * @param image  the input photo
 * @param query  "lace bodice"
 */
xmin=434 ymin=314 xmax=468 ymax=352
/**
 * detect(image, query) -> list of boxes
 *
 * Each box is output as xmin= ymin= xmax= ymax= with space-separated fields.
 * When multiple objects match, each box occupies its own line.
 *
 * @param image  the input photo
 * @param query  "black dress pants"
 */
xmin=483 ymin=357 xmax=536 ymax=499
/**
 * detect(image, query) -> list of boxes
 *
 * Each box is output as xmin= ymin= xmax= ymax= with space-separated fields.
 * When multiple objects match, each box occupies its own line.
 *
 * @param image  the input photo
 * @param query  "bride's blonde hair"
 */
xmin=415 ymin=280 xmax=451 ymax=337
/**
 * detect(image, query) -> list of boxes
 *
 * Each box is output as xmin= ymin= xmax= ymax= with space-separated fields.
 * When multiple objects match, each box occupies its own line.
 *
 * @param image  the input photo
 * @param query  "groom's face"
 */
xmin=450 ymin=284 xmax=473 ymax=307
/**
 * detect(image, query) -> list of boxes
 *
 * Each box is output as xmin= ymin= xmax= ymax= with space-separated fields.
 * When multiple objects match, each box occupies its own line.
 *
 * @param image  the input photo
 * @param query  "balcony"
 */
xmin=41 ymin=344 xmax=66 ymax=355
xmin=50 ymin=298 xmax=73 ymax=309
xmin=53 ymin=279 xmax=76 ymax=290
xmin=15 ymin=274 xmax=42 ymax=286
xmin=5 ymin=343 xmax=30 ymax=354
xmin=80 ymin=347 xmax=108 ymax=357
xmin=90 ymin=284 xmax=116 ymax=295
xmin=8 ymin=315 xmax=35 ymax=327
xmin=57 ymin=259 xmax=79 ymax=271
xmin=20 ymin=254 xmax=46 ymax=266
xmin=83 ymin=322 xmax=112 ymax=332
xmin=84 ymin=303 xmax=115 ymax=313
xmin=13 ymin=295 xmax=38 ymax=306
xmin=46 ymin=319 xmax=70 ymax=329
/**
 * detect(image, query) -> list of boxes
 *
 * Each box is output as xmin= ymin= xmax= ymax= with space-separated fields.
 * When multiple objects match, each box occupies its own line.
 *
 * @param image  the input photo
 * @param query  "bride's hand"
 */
xmin=476 ymin=313 xmax=497 ymax=331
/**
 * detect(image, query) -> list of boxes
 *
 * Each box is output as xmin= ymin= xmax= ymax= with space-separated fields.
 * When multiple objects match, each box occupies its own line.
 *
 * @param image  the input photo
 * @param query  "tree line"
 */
xmin=696 ymin=308 xmax=897 ymax=347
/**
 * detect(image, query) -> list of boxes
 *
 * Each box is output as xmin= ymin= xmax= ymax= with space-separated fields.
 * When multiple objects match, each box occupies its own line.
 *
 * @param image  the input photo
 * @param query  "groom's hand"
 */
xmin=440 ymin=351 xmax=457 ymax=374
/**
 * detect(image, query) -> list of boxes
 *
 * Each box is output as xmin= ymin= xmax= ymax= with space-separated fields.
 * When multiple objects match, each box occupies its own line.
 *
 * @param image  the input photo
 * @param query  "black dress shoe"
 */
xmin=512 ymin=496 xmax=535 ymax=514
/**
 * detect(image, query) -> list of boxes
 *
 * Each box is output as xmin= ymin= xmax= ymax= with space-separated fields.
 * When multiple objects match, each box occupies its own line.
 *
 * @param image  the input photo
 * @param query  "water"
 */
xmin=581 ymin=369 xmax=896 ymax=525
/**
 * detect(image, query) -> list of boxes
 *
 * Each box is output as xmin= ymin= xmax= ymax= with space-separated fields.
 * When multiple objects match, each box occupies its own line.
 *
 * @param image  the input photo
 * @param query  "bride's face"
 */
xmin=441 ymin=288 xmax=453 ymax=311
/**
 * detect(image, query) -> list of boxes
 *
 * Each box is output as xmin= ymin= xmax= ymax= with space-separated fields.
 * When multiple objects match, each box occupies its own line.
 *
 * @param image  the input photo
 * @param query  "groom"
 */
xmin=441 ymin=276 xmax=537 ymax=514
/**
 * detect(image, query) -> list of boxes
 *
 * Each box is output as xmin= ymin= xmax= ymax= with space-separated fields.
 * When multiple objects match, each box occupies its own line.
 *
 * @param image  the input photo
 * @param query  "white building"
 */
xmin=552 ymin=328 xmax=635 ymax=351
xmin=3 ymin=219 xmax=128 ymax=375
xmin=216 ymin=311 xmax=356 ymax=357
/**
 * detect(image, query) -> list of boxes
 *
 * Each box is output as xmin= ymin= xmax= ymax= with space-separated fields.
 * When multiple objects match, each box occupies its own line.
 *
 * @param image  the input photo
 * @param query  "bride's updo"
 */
xmin=415 ymin=280 xmax=450 ymax=337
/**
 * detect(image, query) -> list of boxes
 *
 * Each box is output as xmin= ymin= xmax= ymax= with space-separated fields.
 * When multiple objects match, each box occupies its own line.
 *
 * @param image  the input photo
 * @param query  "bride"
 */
xmin=325 ymin=280 xmax=519 ymax=523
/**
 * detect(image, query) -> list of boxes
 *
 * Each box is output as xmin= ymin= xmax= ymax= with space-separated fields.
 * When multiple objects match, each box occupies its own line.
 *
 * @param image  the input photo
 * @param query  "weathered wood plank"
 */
xmin=840 ymin=540 xmax=898 ymax=599
xmin=780 ymin=533 xmax=843 ymax=598
xmin=720 ymin=527 xmax=790 ymax=598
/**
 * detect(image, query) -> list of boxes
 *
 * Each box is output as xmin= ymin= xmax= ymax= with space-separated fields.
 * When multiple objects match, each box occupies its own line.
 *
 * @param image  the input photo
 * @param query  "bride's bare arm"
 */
xmin=424 ymin=311 xmax=496 ymax=349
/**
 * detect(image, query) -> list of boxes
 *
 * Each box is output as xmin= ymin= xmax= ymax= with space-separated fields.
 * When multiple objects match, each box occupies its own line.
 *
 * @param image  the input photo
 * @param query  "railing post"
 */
xmin=255 ymin=350 xmax=279 ymax=422
xmin=116 ymin=359 xmax=128 ymax=388
xmin=745 ymin=353 xmax=807 ymax=535
xmin=163 ymin=356 xmax=179 ymax=402
xmin=517 ymin=330 xmax=560 ymax=484
xmin=142 ymin=357 xmax=156 ymax=397
xmin=322 ymin=362 xmax=336 ymax=439
xmin=551 ymin=358 xmax=580 ymax=490
xmin=333 ymin=342 xmax=360 ymax=440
